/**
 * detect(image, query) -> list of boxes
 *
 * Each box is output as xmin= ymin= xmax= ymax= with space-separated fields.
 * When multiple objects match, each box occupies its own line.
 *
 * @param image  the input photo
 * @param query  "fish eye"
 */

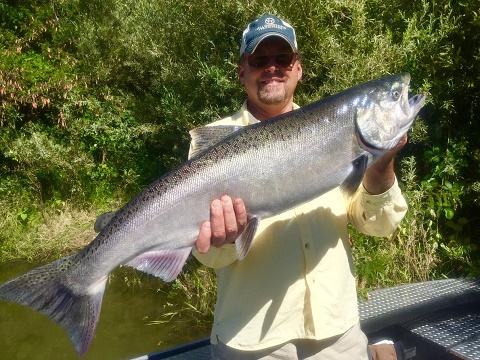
xmin=392 ymin=90 xmax=400 ymax=99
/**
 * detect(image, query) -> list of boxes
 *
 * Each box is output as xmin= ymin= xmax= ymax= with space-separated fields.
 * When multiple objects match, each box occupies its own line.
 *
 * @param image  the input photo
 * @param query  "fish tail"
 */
xmin=0 ymin=255 xmax=106 ymax=356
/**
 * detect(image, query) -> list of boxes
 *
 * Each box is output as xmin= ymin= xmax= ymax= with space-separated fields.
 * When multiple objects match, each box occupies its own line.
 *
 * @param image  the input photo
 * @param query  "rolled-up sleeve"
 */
xmin=348 ymin=177 xmax=408 ymax=237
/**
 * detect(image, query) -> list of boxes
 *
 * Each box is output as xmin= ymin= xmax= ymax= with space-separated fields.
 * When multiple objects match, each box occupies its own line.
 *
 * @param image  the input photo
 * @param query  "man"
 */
xmin=192 ymin=14 xmax=407 ymax=360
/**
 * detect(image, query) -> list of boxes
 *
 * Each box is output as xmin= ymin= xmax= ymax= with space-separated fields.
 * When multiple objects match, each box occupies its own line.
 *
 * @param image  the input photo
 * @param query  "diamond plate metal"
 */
xmin=402 ymin=304 xmax=480 ymax=359
xmin=358 ymin=278 xmax=480 ymax=321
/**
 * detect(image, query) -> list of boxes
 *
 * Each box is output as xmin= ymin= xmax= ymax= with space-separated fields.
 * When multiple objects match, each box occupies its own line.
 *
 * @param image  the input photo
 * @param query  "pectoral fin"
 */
xmin=340 ymin=154 xmax=368 ymax=197
xmin=235 ymin=216 xmax=260 ymax=260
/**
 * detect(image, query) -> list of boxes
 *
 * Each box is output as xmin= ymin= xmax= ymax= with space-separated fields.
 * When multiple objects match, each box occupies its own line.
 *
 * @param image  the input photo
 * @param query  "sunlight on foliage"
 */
xmin=1 ymin=0 xmax=480 ymax=325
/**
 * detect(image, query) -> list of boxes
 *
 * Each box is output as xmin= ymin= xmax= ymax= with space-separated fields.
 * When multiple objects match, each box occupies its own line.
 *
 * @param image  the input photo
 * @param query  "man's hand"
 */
xmin=195 ymin=195 xmax=248 ymax=254
xmin=363 ymin=135 xmax=408 ymax=195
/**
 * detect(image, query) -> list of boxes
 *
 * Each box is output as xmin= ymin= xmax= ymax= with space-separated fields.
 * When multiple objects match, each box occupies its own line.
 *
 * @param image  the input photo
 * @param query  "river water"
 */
xmin=0 ymin=260 xmax=207 ymax=360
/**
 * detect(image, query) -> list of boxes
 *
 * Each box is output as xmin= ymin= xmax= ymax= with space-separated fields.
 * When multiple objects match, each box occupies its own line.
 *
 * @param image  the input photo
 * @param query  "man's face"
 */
xmin=239 ymin=37 xmax=302 ymax=107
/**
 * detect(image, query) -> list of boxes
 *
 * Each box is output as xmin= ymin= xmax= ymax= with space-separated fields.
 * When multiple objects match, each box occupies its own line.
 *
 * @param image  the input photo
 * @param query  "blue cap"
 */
xmin=240 ymin=14 xmax=297 ymax=56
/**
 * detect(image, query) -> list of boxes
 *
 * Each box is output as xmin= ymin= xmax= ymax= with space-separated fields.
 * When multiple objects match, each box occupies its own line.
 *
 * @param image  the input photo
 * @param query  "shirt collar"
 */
xmin=240 ymin=100 xmax=300 ymax=125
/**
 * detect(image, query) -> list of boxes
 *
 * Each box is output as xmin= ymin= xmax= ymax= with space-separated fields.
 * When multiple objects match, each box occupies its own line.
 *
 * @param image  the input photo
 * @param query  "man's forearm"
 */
xmin=363 ymin=135 xmax=407 ymax=195
xmin=363 ymin=159 xmax=396 ymax=195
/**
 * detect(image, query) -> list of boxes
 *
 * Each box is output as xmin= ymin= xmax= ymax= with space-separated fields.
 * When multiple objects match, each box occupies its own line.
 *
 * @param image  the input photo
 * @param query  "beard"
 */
xmin=257 ymin=83 xmax=288 ymax=104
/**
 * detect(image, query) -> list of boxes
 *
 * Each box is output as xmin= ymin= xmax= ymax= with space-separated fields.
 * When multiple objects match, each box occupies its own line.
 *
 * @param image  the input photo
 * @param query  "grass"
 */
xmin=148 ymin=260 xmax=216 ymax=335
xmin=0 ymin=201 xmax=107 ymax=262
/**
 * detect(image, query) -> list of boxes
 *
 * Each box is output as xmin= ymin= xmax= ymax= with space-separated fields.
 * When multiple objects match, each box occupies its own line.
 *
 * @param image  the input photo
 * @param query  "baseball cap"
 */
xmin=239 ymin=14 xmax=298 ymax=56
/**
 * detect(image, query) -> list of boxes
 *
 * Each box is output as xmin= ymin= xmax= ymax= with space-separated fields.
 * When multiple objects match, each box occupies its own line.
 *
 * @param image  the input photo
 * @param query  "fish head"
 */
xmin=355 ymin=73 xmax=426 ymax=153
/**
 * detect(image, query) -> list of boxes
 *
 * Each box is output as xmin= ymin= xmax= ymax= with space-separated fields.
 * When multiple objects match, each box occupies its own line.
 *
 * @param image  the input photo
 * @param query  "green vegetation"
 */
xmin=1 ymin=0 xmax=479 ymax=321
xmin=148 ymin=260 xmax=216 ymax=335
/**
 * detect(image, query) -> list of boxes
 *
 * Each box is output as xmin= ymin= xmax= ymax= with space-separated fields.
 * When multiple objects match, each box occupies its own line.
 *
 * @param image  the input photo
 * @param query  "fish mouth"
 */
xmin=403 ymin=93 xmax=426 ymax=128
xmin=400 ymin=93 xmax=426 ymax=134
xmin=409 ymin=93 xmax=426 ymax=115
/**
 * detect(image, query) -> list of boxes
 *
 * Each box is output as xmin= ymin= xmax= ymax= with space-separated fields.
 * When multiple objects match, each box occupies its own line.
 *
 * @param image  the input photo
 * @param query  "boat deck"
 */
xmin=132 ymin=278 xmax=480 ymax=360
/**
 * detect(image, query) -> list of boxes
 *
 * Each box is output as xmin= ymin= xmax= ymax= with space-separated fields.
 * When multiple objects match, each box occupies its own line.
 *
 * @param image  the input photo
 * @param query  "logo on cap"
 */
xmin=265 ymin=17 xmax=275 ymax=25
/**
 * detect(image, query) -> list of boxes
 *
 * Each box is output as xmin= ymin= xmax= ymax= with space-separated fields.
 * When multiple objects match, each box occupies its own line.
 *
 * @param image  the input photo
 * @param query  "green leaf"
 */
xmin=443 ymin=181 xmax=453 ymax=190
xmin=444 ymin=208 xmax=455 ymax=219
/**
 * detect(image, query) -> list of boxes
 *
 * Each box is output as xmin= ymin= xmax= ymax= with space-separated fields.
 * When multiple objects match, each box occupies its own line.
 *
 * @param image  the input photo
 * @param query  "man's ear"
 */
xmin=238 ymin=65 xmax=245 ymax=85
xmin=297 ymin=62 xmax=303 ymax=81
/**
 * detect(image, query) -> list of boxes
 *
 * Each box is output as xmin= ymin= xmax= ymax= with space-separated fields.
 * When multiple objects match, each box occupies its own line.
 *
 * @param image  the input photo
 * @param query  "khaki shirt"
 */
xmin=192 ymin=100 xmax=408 ymax=350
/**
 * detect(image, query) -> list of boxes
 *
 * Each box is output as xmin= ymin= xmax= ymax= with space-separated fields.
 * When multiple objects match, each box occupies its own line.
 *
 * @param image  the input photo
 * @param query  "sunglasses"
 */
xmin=245 ymin=53 xmax=298 ymax=68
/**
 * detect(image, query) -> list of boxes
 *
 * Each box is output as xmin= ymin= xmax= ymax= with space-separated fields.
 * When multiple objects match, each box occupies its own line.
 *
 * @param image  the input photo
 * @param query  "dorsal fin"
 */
xmin=94 ymin=211 xmax=117 ymax=232
xmin=189 ymin=125 xmax=241 ymax=158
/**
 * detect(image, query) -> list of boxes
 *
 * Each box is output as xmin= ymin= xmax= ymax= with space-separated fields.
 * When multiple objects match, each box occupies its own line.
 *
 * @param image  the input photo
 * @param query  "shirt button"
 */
xmin=304 ymin=243 xmax=310 ymax=249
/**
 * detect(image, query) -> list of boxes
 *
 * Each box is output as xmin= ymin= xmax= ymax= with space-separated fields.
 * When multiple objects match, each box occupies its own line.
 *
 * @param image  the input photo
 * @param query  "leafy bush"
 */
xmin=1 ymin=0 xmax=479 ymax=281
